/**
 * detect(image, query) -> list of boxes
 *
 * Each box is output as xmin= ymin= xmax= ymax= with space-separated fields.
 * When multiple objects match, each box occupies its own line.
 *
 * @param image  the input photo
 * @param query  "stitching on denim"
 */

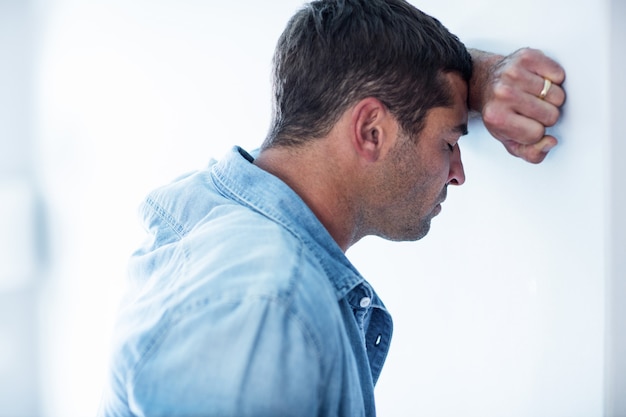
xmin=129 ymin=293 xmax=325 ymax=394
xmin=144 ymin=196 xmax=188 ymax=238
xmin=211 ymin=164 xmax=361 ymax=298
xmin=128 ymin=239 xmax=327 ymax=392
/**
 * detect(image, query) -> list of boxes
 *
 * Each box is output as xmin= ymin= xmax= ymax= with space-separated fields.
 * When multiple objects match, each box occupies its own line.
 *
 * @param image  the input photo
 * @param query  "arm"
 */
xmin=469 ymin=48 xmax=567 ymax=163
xmin=129 ymin=297 xmax=322 ymax=417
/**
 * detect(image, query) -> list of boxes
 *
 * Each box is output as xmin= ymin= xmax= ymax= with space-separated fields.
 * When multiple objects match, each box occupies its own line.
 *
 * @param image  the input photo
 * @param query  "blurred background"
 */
xmin=1 ymin=0 xmax=624 ymax=416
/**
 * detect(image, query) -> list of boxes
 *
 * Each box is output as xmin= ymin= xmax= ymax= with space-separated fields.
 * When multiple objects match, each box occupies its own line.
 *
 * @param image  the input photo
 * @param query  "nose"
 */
xmin=447 ymin=144 xmax=465 ymax=186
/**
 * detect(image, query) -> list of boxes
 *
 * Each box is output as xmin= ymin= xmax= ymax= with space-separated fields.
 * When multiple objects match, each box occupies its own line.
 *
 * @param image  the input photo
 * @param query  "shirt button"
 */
xmin=359 ymin=297 xmax=371 ymax=308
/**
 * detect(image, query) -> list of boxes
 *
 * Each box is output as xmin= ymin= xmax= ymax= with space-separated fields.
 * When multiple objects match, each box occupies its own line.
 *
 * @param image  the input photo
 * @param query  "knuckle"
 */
xmin=516 ymin=47 xmax=539 ymax=64
xmin=482 ymin=104 xmax=507 ymax=127
xmin=531 ymin=124 xmax=545 ymax=141
xmin=493 ymin=82 xmax=518 ymax=101
xmin=545 ymin=108 xmax=560 ymax=127
xmin=556 ymin=88 xmax=567 ymax=106
xmin=501 ymin=64 xmax=524 ymax=82
xmin=552 ymin=67 xmax=567 ymax=84
xmin=519 ymin=124 xmax=544 ymax=144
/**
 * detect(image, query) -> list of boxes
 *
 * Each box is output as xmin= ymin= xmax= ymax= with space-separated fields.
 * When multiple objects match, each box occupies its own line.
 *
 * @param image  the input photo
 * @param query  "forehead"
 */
xmin=420 ymin=73 xmax=468 ymax=136
xmin=444 ymin=72 xmax=469 ymax=112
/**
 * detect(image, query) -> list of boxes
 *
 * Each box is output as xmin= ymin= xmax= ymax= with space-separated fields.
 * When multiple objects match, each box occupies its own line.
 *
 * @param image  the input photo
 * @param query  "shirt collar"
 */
xmin=211 ymin=146 xmax=365 ymax=300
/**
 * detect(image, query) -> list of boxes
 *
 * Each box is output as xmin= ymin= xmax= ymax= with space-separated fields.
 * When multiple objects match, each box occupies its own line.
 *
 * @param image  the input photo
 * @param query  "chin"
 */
xmin=382 ymin=221 xmax=431 ymax=242
xmin=408 ymin=225 xmax=430 ymax=241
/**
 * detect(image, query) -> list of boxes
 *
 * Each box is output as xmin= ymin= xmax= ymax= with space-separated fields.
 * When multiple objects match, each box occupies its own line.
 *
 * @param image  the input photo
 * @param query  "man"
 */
xmin=98 ymin=0 xmax=565 ymax=416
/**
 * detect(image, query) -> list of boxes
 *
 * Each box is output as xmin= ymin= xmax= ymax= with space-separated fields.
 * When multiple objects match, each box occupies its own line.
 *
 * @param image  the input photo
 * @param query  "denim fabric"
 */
xmin=98 ymin=146 xmax=393 ymax=417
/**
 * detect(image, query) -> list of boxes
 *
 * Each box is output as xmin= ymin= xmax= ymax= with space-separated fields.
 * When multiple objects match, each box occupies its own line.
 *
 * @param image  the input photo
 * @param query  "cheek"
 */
xmin=420 ymin=161 xmax=450 ymax=202
xmin=433 ymin=155 xmax=452 ymax=185
xmin=389 ymin=148 xmax=448 ymax=206
xmin=423 ymin=154 xmax=449 ymax=182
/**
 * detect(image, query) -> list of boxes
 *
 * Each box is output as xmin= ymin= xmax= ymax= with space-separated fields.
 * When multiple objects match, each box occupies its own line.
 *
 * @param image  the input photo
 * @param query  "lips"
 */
xmin=438 ymin=187 xmax=447 ymax=205
xmin=433 ymin=192 xmax=446 ymax=216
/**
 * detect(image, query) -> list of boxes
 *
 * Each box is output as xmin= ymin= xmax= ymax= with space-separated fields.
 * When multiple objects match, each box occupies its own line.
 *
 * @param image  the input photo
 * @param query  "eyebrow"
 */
xmin=453 ymin=123 xmax=469 ymax=136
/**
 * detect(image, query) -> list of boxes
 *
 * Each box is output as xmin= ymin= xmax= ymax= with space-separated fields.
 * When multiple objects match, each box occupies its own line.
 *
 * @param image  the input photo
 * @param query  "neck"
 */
xmin=254 ymin=143 xmax=361 ymax=252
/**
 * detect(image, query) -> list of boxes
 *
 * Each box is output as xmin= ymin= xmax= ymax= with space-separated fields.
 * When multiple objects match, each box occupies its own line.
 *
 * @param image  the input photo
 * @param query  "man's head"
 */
xmin=262 ymin=0 xmax=472 ymax=149
xmin=362 ymin=72 xmax=468 ymax=242
xmin=255 ymin=0 xmax=472 ymax=249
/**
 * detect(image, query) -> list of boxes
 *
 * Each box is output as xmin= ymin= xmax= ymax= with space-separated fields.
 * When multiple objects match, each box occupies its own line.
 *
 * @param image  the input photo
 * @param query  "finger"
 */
xmin=482 ymin=105 xmax=546 ymax=144
xmin=499 ymin=62 xmax=566 ymax=107
xmin=532 ymin=77 xmax=566 ymax=107
xmin=516 ymin=90 xmax=562 ymax=128
xmin=515 ymin=48 xmax=566 ymax=85
xmin=502 ymin=135 xmax=558 ymax=164
xmin=487 ymin=73 xmax=564 ymax=129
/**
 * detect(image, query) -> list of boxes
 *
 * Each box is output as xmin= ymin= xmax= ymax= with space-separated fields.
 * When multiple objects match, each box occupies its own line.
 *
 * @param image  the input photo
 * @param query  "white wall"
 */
xmin=0 ymin=1 xmax=41 ymax=416
xmin=607 ymin=0 xmax=626 ymax=415
xmin=32 ymin=2 xmax=302 ymax=415
xmin=351 ymin=1 xmax=611 ymax=416
xmin=1 ymin=0 xmax=617 ymax=416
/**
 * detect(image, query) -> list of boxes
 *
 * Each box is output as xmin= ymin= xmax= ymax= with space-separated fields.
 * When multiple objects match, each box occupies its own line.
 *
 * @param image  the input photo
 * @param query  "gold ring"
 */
xmin=539 ymin=78 xmax=552 ymax=99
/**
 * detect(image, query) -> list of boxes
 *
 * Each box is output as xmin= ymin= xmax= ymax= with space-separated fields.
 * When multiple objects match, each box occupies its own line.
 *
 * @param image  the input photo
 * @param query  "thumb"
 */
xmin=503 ymin=135 xmax=558 ymax=164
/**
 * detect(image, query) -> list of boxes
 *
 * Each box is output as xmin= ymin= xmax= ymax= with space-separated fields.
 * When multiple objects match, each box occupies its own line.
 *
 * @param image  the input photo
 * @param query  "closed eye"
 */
xmin=447 ymin=123 xmax=468 ymax=152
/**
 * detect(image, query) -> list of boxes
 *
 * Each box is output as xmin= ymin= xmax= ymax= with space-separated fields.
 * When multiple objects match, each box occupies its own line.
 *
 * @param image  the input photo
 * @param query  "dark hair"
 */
xmin=262 ymin=0 xmax=472 ymax=148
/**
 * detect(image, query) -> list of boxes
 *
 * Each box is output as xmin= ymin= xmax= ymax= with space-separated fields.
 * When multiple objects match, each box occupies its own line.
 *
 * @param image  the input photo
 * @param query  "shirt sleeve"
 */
xmin=125 ymin=294 xmax=323 ymax=417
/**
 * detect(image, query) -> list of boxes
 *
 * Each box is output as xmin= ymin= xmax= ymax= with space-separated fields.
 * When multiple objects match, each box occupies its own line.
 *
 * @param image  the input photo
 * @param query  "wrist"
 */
xmin=468 ymin=49 xmax=504 ymax=114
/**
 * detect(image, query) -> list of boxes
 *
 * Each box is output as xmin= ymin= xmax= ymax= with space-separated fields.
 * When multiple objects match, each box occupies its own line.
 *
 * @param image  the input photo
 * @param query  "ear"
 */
xmin=351 ymin=97 xmax=396 ymax=163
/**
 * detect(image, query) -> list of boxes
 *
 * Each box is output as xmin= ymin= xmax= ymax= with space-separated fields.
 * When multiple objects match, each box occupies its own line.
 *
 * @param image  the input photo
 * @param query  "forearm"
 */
xmin=465 ymin=47 xmax=566 ymax=163
xmin=468 ymin=48 xmax=504 ymax=115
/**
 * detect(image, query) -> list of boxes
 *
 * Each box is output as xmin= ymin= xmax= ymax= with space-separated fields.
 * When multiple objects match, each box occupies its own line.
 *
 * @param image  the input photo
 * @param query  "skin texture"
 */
xmin=254 ymin=72 xmax=469 ymax=251
xmin=361 ymin=72 xmax=468 ymax=242
xmin=254 ymin=49 xmax=567 ymax=251
xmin=469 ymin=48 xmax=567 ymax=163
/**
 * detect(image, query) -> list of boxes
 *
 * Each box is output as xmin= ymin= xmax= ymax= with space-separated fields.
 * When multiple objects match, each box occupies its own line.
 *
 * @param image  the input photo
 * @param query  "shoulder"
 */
xmin=109 ymin=204 xmax=352 ymax=415
xmin=183 ymin=205 xmax=309 ymax=295
xmin=172 ymin=205 xmax=342 ymax=331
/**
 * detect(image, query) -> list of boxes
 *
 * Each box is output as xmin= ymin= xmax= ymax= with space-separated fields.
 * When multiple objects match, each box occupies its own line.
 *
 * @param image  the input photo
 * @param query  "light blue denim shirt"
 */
xmin=98 ymin=146 xmax=393 ymax=417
